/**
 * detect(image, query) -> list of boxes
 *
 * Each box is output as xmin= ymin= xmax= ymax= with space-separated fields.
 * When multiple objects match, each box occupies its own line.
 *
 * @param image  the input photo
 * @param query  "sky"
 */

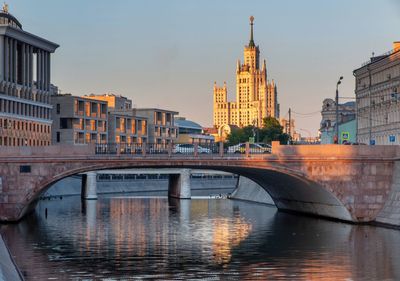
xmin=8 ymin=0 xmax=400 ymax=136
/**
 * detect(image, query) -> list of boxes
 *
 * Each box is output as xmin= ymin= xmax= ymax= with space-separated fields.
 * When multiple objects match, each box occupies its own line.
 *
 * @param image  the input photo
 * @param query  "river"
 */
xmin=1 ymin=194 xmax=400 ymax=280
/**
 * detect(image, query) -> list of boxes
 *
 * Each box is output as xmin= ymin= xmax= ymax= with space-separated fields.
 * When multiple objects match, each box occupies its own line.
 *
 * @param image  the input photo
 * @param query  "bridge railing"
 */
xmin=95 ymin=142 xmax=272 ymax=157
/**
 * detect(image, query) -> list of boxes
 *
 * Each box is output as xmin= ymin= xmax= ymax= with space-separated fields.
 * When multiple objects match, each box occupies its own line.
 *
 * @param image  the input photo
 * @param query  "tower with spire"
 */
xmin=213 ymin=16 xmax=279 ymax=129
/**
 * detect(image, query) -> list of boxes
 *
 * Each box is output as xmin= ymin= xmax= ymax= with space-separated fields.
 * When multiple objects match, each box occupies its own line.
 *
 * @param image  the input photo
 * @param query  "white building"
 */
xmin=354 ymin=42 xmax=400 ymax=145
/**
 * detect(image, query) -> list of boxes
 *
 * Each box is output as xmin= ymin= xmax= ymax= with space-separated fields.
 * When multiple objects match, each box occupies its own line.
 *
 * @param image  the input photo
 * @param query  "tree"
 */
xmin=259 ymin=117 xmax=289 ymax=144
xmin=227 ymin=125 xmax=254 ymax=146
xmin=227 ymin=117 xmax=289 ymax=145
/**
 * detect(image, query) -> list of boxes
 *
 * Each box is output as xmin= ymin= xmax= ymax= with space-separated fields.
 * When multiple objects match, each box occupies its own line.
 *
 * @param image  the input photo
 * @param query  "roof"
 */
xmin=135 ymin=108 xmax=179 ymax=114
xmin=0 ymin=11 xmax=22 ymax=29
xmin=175 ymin=118 xmax=202 ymax=130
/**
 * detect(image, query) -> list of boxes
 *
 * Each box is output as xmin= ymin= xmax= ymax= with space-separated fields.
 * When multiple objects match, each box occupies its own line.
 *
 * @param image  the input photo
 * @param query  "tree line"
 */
xmin=227 ymin=117 xmax=289 ymax=145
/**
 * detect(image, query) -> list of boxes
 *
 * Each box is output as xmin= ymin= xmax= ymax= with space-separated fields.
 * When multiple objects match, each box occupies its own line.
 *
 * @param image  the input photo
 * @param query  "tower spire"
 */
xmin=249 ymin=16 xmax=255 ymax=47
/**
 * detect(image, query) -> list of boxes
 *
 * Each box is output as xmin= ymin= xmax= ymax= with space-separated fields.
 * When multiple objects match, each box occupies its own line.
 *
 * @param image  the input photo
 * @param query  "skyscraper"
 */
xmin=213 ymin=16 xmax=279 ymax=129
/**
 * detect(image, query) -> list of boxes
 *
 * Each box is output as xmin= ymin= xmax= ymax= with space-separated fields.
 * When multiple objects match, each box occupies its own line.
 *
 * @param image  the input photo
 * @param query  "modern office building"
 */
xmin=354 ymin=42 xmax=400 ymax=145
xmin=0 ymin=4 xmax=58 ymax=146
xmin=133 ymin=108 xmax=178 ymax=144
xmin=213 ymin=16 xmax=279 ymax=129
xmin=175 ymin=117 xmax=214 ymax=144
xmin=51 ymin=94 xmax=108 ymax=144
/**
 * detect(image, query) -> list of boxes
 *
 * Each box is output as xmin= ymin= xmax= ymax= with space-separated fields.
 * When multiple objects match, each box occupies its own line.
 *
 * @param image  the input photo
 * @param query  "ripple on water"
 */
xmin=1 ymin=196 xmax=400 ymax=281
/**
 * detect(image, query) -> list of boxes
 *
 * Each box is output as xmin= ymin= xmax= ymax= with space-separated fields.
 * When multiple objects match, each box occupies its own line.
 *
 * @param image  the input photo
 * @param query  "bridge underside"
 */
xmin=226 ymin=168 xmax=353 ymax=221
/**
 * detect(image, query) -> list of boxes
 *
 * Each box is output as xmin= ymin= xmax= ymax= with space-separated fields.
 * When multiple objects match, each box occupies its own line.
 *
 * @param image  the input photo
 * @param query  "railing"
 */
xmin=95 ymin=142 xmax=272 ymax=157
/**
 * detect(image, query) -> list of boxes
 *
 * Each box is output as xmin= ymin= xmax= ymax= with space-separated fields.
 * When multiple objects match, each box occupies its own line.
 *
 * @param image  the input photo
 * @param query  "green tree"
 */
xmin=259 ymin=117 xmax=289 ymax=144
xmin=227 ymin=125 xmax=254 ymax=145
xmin=227 ymin=117 xmax=290 ymax=145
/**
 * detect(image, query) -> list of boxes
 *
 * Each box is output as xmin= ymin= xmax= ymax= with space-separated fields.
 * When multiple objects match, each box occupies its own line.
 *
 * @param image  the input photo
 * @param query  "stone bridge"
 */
xmin=1 ymin=142 xmax=400 ymax=226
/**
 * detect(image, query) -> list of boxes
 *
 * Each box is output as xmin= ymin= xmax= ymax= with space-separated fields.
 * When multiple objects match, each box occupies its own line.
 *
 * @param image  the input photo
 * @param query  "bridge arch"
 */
xmin=21 ymin=162 xmax=353 ymax=223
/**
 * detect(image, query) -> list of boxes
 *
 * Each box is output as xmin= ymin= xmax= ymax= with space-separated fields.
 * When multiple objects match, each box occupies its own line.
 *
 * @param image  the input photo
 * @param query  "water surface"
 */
xmin=1 ymin=195 xmax=400 ymax=280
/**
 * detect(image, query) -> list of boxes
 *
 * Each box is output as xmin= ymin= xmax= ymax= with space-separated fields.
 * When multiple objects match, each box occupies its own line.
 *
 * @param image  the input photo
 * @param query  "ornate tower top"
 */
xmin=249 ymin=16 xmax=255 ymax=47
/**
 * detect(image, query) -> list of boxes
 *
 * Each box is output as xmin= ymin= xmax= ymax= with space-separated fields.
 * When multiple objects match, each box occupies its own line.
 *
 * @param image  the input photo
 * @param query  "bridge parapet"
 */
xmin=271 ymin=141 xmax=400 ymax=159
xmin=0 ymin=144 xmax=96 ymax=158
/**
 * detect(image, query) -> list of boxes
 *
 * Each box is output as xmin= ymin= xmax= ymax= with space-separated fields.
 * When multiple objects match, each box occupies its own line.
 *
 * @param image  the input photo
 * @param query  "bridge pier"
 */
xmin=81 ymin=171 xmax=98 ymax=200
xmin=168 ymin=169 xmax=191 ymax=199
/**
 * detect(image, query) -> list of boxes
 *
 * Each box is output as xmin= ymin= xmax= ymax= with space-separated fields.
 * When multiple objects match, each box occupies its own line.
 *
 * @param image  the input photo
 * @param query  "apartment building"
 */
xmin=51 ymin=94 xmax=108 ymax=144
xmin=133 ymin=108 xmax=178 ymax=144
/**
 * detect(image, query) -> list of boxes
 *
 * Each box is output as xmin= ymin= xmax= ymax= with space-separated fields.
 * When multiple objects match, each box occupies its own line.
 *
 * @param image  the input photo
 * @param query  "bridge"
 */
xmin=1 ymin=142 xmax=400 ymax=226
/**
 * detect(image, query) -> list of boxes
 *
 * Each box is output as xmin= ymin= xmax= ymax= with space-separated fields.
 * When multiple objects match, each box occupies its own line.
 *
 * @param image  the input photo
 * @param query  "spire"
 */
xmin=249 ymin=16 xmax=255 ymax=47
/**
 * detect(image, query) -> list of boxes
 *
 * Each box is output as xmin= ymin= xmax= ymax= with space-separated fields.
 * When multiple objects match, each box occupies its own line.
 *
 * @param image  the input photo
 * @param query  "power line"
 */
xmin=291 ymin=110 xmax=321 ymax=116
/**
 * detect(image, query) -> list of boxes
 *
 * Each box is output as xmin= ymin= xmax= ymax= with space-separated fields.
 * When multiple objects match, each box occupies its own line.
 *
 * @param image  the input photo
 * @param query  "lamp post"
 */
xmin=335 ymin=76 xmax=343 ymax=144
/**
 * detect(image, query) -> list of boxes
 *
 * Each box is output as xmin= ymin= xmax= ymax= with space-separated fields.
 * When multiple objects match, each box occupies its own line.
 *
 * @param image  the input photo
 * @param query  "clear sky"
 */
xmin=9 ymin=0 xmax=400 ymax=136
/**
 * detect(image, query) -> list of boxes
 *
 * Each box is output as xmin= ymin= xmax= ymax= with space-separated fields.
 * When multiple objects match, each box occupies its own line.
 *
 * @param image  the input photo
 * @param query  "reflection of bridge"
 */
xmin=1 ymin=142 xmax=400 ymax=226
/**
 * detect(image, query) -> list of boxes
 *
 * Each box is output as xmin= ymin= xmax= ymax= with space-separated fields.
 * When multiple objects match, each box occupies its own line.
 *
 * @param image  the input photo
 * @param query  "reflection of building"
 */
xmin=175 ymin=117 xmax=214 ymax=144
xmin=133 ymin=108 xmax=178 ymax=145
xmin=213 ymin=16 xmax=279 ymax=129
xmin=319 ymin=98 xmax=356 ymax=144
xmin=51 ymin=94 xmax=108 ymax=144
xmin=0 ymin=5 xmax=58 ymax=146
xmin=354 ymin=42 xmax=400 ymax=145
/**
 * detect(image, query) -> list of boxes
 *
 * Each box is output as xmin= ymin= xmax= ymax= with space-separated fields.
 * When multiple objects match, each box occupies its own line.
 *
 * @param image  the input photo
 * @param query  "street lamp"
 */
xmin=335 ymin=76 xmax=343 ymax=144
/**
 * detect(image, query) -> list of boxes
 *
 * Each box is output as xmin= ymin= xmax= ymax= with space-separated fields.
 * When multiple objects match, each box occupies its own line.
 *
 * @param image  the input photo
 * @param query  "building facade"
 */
xmin=280 ymin=118 xmax=297 ymax=141
xmin=51 ymin=94 xmax=108 ymax=144
xmin=134 ymin=108 xmax=178 ymax=145
xmin=108 ymin=111 xmax=147 ymax=144
xmin=354 ymin=42 xmax=400 ymax=145
xmin=175 ymin=117 xmax=214 ymax=144
xmin=85 ymin=93 xmax=148 ymax=144
xmin=319 ymin=98 xmax=356 ymax=144
xmin=213 ymin=16 xmax=279 ymax=129
xmin=0 ymin=5 xmax=58 ymax=146
xmin=85 ymin=93 xmax=132 ymax=111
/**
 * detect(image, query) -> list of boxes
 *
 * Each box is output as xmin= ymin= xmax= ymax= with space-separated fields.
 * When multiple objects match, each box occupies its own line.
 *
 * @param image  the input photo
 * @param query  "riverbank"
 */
xmin=0 ymin=234 xmax=23 ymax=281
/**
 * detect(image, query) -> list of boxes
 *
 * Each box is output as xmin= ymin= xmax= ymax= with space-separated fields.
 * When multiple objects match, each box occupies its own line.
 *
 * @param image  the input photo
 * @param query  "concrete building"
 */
xmin=108 ymin=111 xmax=147 ymax=144
xmin=85 ymin=93 xmax=132 ymax=111
xmin=134 ymin=108 xmax=178 ymax=145
xmin=175 ymin=117 xmax=214 ymax=144
xmin=51 ymin=94 xmax=108 ymax=144
xmin=213 ymin=16 xmax=279 ymax=129
xmin=0 ymin=5 xmax=58 ymax=146
xmin=85 ymin=93 xmax=148 ymax=144
xmin=319 ymin=98 xmax=356 ymax=144
xmin=354 ymin=42 xmax=400 ymax=145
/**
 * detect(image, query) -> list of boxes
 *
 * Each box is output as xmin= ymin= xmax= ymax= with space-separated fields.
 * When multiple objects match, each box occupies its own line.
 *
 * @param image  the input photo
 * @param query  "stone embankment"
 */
xmin=0 ymin=234 xmax=23 ymax=281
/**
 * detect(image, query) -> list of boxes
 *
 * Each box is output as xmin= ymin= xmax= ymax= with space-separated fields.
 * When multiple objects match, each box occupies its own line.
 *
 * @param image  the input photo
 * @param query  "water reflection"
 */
xmin=1 ymin=196 xmax=400 ymax=280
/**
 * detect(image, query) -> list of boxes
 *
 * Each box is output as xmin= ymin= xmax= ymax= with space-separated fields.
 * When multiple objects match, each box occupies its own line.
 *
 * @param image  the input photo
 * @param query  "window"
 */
xmin=56 ymin=132 xmax=60 ymax=143
xmin=56 ymin=104 xmax=60 ymax=114
xmin=20 ymin=165 xmax=31 ymax=173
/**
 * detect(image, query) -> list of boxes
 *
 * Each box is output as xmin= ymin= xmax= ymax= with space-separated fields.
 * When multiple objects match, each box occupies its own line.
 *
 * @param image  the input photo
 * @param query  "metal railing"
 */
xmin=95 ymin=142 xmax=272 ymax=157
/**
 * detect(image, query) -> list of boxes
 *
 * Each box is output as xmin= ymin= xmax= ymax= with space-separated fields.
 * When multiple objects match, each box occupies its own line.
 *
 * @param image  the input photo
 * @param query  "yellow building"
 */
xmin=213 ymin=16 xmax=279 ymax=129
